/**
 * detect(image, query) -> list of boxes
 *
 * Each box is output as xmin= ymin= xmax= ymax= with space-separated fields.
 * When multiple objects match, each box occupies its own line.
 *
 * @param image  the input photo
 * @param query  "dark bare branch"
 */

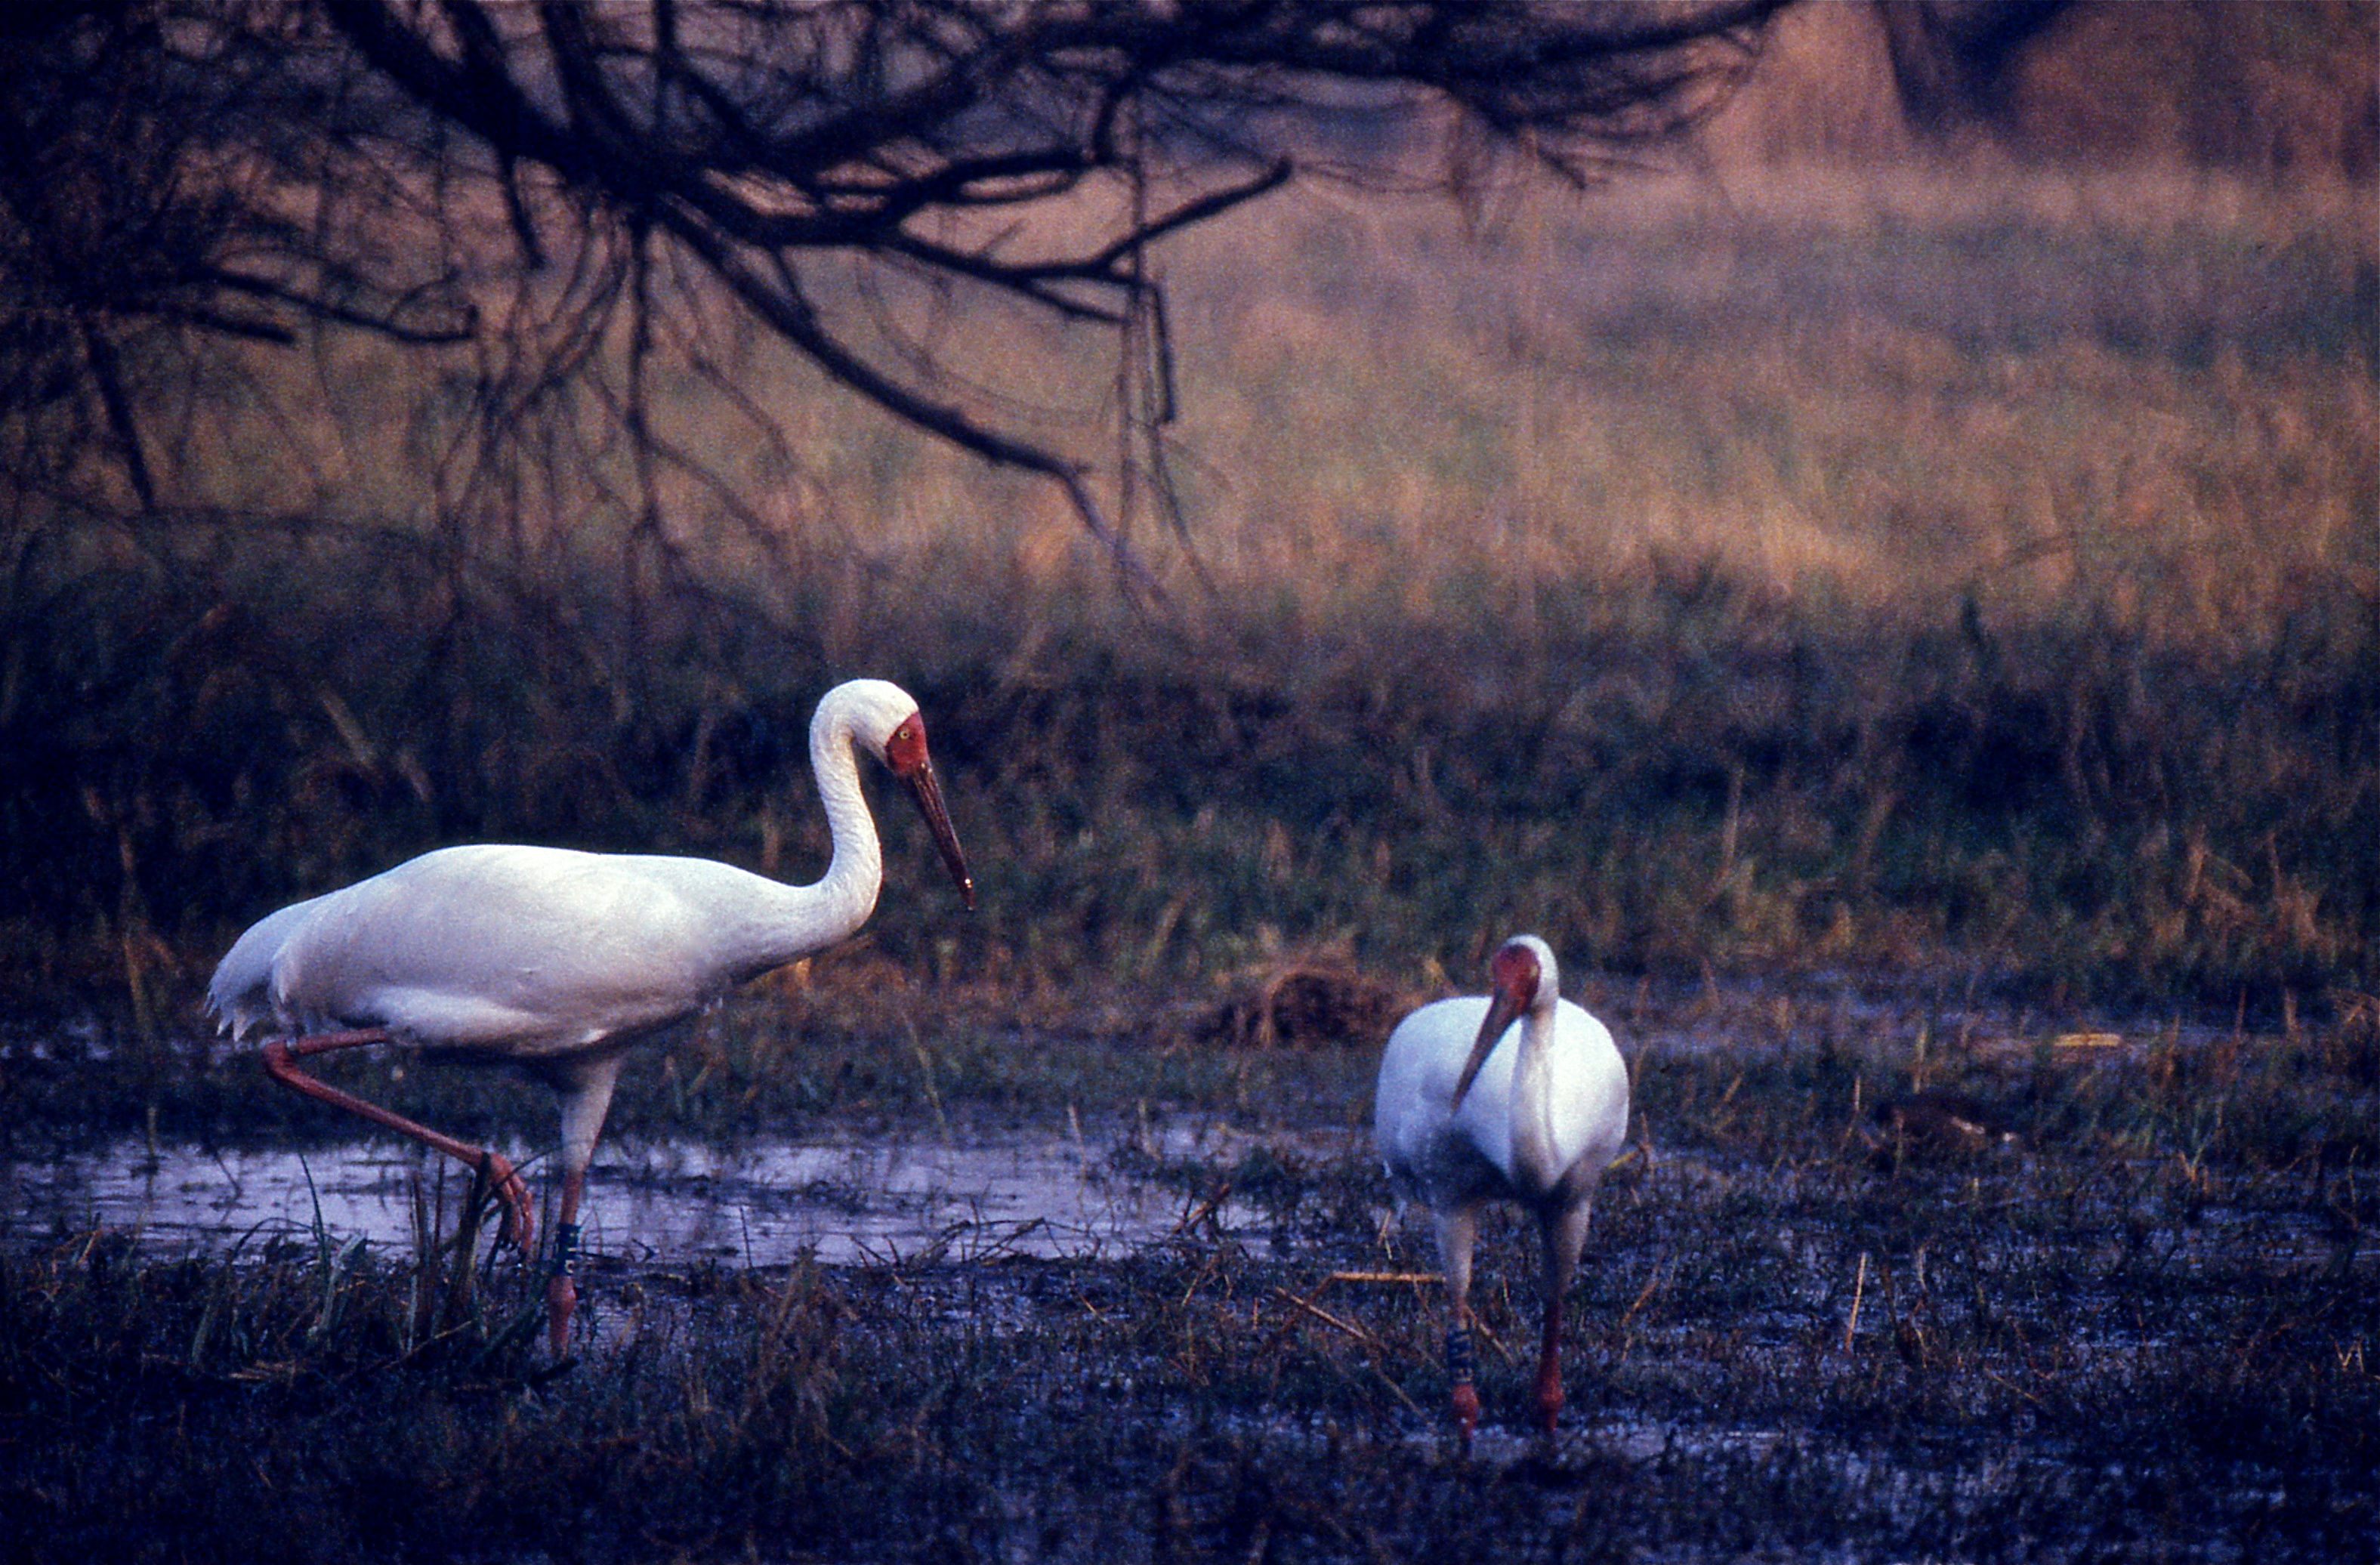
xmin=4 ymin=0 xmax=1787 ymax=554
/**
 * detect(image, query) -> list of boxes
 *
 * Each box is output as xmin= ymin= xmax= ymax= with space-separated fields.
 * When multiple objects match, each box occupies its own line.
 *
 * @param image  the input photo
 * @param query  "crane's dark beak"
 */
xmin=1452 ymin=985 xmax=1523 ymax=1108
xmin=903 ymin=760 xmax=974 ymax=909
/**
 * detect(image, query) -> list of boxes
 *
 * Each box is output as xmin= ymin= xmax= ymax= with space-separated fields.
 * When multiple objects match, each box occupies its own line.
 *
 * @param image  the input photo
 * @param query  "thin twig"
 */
xmin=1323 ymin=1271 xmax=1440 ymax=1286
xmin=1272 ymin=1286 xmax=1386 ymax=1352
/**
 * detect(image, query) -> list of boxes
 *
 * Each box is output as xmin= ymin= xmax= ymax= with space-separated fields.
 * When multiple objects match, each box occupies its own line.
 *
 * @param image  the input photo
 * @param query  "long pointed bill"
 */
xmin=903 ymin=761 xmax=975 ymax=909
xmin=1452 ymin=987 xmax=1524 ymax=1107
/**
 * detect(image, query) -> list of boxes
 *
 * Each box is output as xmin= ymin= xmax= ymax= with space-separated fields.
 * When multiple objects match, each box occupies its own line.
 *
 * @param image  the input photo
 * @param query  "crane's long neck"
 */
xmin=714 ymin=705 xmax=887 ymax=980
xmin=1505 ymin=1002 xmax=1564 ymax=1190
xmin=797 ymin=706 xmax=885 ymax=943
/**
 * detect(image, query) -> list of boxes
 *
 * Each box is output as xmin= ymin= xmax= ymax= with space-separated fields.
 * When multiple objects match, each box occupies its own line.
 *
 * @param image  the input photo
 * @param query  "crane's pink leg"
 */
xmin=1534 ymin=1294 xmax=1565 ymax=1432
xmin=545 ymin=1165 xmax=585 ymax=1355
xmin=1447 ymin=1314 xmax=1481 ymax=1449
xmin=540 ymin=1054 xmax=623 ymax=1357
xmin=1432 ymin=1206 xmax=1482 ymax=1452
xmin=1536 ymin=1197 xmax=1595 ymax=1435
xmin=262 ymin=1031 xmax=536 ymax=1252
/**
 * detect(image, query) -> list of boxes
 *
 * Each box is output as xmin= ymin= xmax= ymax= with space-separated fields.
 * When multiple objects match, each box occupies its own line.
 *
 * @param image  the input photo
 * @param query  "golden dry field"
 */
xmin=6 ymin=143 xmax=2372 ymax=1029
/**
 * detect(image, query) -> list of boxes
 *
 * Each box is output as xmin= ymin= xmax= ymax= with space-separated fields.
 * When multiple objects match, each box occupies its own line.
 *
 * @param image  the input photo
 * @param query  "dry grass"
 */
xmin=1143 ymin=165 xmax=2375 ymax=625
xmin=0 ymin=152 xmax=2372 ymax=1036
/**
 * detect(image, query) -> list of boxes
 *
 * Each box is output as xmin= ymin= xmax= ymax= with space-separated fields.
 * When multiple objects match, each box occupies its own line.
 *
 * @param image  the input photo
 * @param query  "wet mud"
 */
xmin=2 ymin=996 xmax=2374 ymax=1563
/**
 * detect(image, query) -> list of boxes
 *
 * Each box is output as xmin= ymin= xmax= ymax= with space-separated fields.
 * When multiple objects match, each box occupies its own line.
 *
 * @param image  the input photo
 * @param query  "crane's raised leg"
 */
xmin=1535 ymin=1198 xmax=1597 ymax=1434
xmin=1431 ymin=1205 xmax=1483 ymax=1450
xmin=262 ymin=1030 xmax=536 ymax=1252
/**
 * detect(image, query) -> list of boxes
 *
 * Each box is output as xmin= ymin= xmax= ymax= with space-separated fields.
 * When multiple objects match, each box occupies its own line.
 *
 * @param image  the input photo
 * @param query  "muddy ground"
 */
xmin=2 ymin=979 xmax=2375 ymax=1563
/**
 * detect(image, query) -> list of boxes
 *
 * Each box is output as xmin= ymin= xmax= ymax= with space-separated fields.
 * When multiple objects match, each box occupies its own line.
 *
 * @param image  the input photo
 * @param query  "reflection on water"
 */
xmin=0 ymin=1126 xmax=1308 ymax=1266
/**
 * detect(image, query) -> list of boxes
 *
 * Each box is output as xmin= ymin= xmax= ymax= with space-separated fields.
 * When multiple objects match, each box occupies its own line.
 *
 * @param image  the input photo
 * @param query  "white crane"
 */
xmin=208 ymin=678 xmax=973 ymax=1354
xmin=1374 ymin=934 xmax=1630 ymax=1444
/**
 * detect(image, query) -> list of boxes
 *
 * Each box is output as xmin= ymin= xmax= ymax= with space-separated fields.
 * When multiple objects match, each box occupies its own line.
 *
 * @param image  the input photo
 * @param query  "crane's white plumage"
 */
xmin=208 ymin=678 xmax=972 ymax=1354
xmin=1375 ymin=934 xmax=1628 ymax=1442
xmin=209 ymin=680 xmax=958 ymax=1049
xmin=221 ymin=844 xmax=850 ymax=1054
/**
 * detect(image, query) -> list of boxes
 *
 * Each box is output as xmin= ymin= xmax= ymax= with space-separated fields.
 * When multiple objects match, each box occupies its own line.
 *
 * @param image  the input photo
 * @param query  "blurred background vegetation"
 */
xmin=1 ymin=0 xmax=2373 ymax=1039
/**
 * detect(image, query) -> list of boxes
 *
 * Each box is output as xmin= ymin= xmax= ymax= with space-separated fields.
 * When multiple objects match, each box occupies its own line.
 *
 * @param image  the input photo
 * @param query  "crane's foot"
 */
xmin=1534 ymin=1352 xmax=1566 ymax=1434
xmin=1451 ymin=1381 xmax=1480 ymax=1453
xmin=479 ymin=1151 xmax=535 ymax=1253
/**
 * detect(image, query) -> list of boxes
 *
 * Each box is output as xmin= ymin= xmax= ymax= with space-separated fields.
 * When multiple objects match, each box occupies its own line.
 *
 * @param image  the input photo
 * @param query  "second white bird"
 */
xmin=1375 ymin=934 xmax=1631 ymax=1443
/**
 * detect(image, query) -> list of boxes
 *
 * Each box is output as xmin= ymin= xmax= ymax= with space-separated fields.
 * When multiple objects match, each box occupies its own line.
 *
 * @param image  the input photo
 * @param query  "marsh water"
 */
xmin=0 ymin=1120 xmax=1332 ymax=1265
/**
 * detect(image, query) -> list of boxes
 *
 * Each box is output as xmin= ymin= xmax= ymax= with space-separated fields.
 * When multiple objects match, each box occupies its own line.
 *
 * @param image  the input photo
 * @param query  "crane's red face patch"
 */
xmin=1489 ymin=941 xmax=1540 ymax=1005
xmin=884 ymin=714 xmax=930 ymax=776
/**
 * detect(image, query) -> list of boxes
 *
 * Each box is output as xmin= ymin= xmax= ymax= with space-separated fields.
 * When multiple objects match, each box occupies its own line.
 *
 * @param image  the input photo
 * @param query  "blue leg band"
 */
xmin=1445 ymin=1325 xmax=1476 ymax=1385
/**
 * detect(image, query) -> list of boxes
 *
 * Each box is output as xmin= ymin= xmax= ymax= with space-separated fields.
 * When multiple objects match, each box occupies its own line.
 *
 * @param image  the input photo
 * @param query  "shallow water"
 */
xmin=0 ymin=1123 xmax=1333 ymax=1266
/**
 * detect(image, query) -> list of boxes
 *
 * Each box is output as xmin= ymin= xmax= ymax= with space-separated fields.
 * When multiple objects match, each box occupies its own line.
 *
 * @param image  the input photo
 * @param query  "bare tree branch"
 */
xmin=3 ymin=0 xmax=1786 ymax=567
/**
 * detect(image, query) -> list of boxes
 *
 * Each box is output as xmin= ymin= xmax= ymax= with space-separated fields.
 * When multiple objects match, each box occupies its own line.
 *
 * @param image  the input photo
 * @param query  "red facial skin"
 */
xmin=1489 ymin=940 xmax=1540 ymax=1005
xmin=882 ymin=713 xmax=974 ymax=909
xmin=884 ymin=714 xmax=930 ymax=777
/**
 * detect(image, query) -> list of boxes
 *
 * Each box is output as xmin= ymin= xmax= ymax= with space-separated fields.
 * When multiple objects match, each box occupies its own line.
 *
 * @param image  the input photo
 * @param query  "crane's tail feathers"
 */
xmin=207 ymin=894 xmax=333 ymax=1038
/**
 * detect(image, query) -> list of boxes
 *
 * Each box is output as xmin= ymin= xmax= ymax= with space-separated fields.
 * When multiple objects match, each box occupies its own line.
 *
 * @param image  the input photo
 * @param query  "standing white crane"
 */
xmin=208 ymin=678 xmax=974 ymax=1355
xmin=1374 ymin=934 xmax=1630 ymax=1444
